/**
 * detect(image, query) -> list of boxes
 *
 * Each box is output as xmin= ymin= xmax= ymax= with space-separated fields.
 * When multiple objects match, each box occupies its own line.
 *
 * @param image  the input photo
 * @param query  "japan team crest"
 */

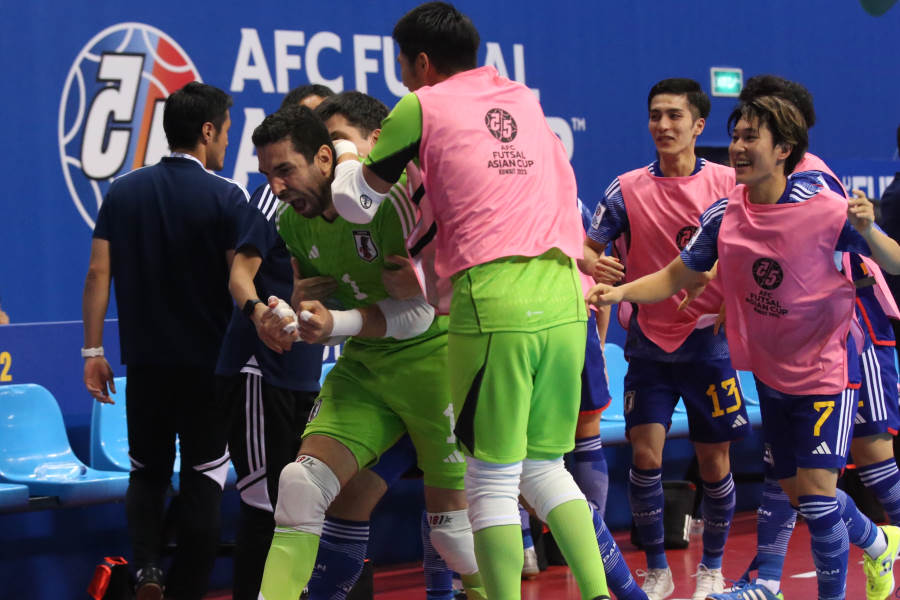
xmin=353 ymin=230 xmax=379 ymax=262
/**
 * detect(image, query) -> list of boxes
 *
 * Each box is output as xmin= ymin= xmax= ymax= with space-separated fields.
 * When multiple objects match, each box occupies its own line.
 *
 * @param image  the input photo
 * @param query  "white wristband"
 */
xmin=81 ymin=346 xmax=104 ymax=358
xmin=329 ymin=309 xmax=363 ymax=337
xmin=332 ymin=139 xmax=359 ymax=159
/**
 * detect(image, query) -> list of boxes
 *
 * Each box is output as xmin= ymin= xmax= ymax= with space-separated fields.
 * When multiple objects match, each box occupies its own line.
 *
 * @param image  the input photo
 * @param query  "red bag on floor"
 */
xmin=87 ymin=556 xmax=131 ymax=600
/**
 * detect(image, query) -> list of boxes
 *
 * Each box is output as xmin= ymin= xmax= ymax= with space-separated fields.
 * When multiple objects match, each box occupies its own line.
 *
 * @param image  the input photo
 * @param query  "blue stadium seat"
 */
xmin=0 ymin=483 xmax=29 ymax=512
xmin=0 ymin=384 xmax=129 ymax=505
xmin=599 ymin=343 xmax=628 ymax=444
xmin=89 ymin=377 xmax=236 ymax=489
xmin=89 ymin=377 xmax=130 ymax=471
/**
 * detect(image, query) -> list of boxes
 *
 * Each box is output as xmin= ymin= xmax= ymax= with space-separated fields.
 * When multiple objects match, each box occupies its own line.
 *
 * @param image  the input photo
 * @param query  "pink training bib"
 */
xmin=415 ymin=66 xmax=584 ymax=278
xmin=718 ymin=184 xmax=856 ymax=395
xmin=618 ymin=162 xmax=735 ymax=351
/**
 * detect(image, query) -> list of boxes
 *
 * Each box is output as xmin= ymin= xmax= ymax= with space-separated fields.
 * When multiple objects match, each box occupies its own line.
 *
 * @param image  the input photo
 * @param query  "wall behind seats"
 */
xmin=0 ymin=1 xmax=898 ymax=324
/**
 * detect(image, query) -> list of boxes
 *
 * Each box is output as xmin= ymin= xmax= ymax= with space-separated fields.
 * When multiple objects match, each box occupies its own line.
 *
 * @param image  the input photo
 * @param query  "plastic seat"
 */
xmin=601 ymin=343 xmax=627 ymax=422
xmin=89 ymin=377 xmax=130 ymax=471
xmin=89 ymin=377 xmax=236 ymax=489
xmin=0 ymin=384 xmax=129 ymax=505
xmin=0 ymin=483 xmax=29 ymax=512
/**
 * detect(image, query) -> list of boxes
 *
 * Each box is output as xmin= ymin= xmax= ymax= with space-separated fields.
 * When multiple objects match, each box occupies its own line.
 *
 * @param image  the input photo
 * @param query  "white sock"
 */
xmin=756 ymin=578 xmax=781 ymax=594
xmin=864 ymin=528 xmax=888 ymax=559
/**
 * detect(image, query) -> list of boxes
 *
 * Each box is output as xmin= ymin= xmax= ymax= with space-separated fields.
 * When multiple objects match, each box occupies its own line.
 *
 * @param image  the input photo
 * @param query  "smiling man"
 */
xmin=581 ymin=78 xmax=745 ymax=600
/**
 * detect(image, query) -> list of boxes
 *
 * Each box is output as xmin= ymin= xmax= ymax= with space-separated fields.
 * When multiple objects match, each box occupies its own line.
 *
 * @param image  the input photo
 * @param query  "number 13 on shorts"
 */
xmin=706 ymin=377 xmax=742 ymax=418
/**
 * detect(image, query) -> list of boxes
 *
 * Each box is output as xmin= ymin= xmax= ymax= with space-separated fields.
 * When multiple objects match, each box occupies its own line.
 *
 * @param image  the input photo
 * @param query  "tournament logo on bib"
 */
xmin=675 ymin=226 xmax=698 ymax=251
xmin=485 ymin=108 xmax=517 ymax=142
xmin=752 ymin=258 xmax=783 ymax=290
xmin=58 ymin=23 xmax=201 ymax=229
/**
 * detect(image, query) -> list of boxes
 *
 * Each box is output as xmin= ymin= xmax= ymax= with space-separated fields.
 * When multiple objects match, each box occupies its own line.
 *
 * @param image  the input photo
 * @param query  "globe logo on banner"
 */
xmin=58 ymin=23 xmax=201 ymax=229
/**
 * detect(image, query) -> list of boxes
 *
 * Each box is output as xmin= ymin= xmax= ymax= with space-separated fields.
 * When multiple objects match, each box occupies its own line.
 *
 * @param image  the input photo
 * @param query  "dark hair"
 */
xmin=252 ymin=105 xmax=334 ymax=164
xmin=740 ymin=74 xmax=816 ymax=129
xmin=163 ymin=82 xmax=232 ymax=150
xmin=392 ymin=2 xmax=479 ymax=75
xmin=280 ymin=84 xmax=336 ymax=110
xmin=728 ymin=95 xmax=809 ymax=175
xmin=314 ymin=92 xmax=389 ymax=138
xmin=647 ymin=78 xmax=710 ymax=120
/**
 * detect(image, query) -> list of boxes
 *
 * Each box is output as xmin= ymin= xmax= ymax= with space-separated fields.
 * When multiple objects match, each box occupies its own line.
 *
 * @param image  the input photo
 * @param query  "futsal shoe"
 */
xmin=134 ymin=565 xmax=164 ymax=600
xmin=522 ymin=546 xmax=540 ymax=579
xmin=691 ymin=564 xmax=724 ymax=599
xmin=863 ymin=524 xmax=900 ymax=600
xmin=638 ymin=567 xmax=674 ymax=600
xmin=706 ymin=580 xmax=784 ymax=599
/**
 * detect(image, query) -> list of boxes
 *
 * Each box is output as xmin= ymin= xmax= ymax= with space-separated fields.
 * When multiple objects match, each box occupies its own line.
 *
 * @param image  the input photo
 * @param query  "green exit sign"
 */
xmin=710 ymin=67 xmax=743 ymax=97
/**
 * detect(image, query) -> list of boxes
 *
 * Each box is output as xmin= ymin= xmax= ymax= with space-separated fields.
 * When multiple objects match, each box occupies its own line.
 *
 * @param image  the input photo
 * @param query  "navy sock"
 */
xmin=859 ymin=458 xmax=900 ymax=526
xmin=836 ymin=488 xmax=878 ymax=548
xmin=306 ymin=517 xmax=369 ymax=600
xmin=629 ymin=466 xmax=666 ymax=569
xmin=700 ymin=473 xmax=735 ymax=570
xmin=755 ymin=479 xmax=796 ymax=583
xmin=593 ymin=508 xmax=644 ymax=600
xmin=798 ymin=495 xmax=849 ymax=600
xmin=421 ymin=511 xmax=454 ymax=600
xmin=572 ymin=434 xmax=610 ymax=518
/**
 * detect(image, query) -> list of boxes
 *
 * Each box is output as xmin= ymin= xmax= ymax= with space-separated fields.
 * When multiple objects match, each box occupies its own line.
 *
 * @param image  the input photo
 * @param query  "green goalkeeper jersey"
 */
xmin=276 ymin=179 xmax=446 ymax=350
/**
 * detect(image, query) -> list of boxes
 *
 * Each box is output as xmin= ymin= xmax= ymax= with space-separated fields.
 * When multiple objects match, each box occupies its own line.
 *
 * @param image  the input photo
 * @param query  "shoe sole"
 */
xmin=136 ymin=583 xmax=163 ymax=600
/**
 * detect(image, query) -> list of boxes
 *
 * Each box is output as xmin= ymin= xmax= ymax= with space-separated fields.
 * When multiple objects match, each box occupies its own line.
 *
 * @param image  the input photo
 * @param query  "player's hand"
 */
xmin=297 ymin=300 xmax=334 ymax=344
xmin=677 ymin=263 xmax=717 ymax=311
xmin=290 ymin=257 xmax=338 ymax=309
xmin=382 ymin=255 xmax=421 ymax=300
xmin=258 ymin=298 xmax=299 ymax=353
xmin=713 ymin=302 xmax=727 ymax=335
xmin=848 ymin=189 xmax=876 ymax=236
xmin=84 ymin=357 xmax=116 ymax=404
xmin=586 ymin=283 xmax=624 ymax=307
xmin=591 ymin=255 xmax=625 ymax=285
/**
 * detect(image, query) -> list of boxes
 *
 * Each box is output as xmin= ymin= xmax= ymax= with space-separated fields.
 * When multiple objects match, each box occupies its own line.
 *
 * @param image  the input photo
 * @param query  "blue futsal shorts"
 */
xmin=622 ymin=356 xmax=750 ymax=443
xmin=855 ymin=341 xmax=900 ymax=438
xmin=757 ymin=377 xmax=857 ymax=480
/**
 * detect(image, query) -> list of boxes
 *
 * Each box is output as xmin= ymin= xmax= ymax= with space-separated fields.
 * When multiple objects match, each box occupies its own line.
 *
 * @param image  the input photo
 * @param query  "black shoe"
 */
xmin=135 ymin=566 xmax=164 ymax=600
xmin=590 ymin=596 xmax=610 ymax=600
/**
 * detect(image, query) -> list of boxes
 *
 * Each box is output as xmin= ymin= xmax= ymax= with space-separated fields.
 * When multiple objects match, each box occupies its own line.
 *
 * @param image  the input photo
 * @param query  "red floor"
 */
xmin=210 ymin=511 xmax=876 ymax=599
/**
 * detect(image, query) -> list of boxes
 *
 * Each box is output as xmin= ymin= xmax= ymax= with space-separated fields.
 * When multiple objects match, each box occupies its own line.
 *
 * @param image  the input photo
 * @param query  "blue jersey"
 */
xmin=216 ymin=184 xmax=324 ymax=392
xmin=681 ymin=172 xmax=877 ymax=272
xmin=588 ymin=158 xmax=728 ymax=363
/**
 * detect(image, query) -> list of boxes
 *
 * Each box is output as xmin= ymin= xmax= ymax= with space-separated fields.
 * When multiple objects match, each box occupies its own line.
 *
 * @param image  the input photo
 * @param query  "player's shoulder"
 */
xmin=700 ymin=197 xmax=729 ymax=226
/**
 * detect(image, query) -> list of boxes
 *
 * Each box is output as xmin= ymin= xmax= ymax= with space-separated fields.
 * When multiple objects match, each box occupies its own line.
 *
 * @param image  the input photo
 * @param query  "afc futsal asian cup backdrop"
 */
xmin=2 ymin=0 xmax=899 ymax=324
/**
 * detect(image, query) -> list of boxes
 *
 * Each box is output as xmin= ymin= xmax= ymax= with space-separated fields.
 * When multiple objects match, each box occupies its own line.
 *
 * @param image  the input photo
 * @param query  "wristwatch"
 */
xmin=242 ymin=298 xmax=263 ymax=318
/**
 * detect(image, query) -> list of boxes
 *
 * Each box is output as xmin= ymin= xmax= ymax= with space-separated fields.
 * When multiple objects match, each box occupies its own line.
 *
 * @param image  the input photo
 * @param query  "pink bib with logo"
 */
xmin=415 ymin=66 xmax=584 ymax=278
xmin=718 ymin=184 xmax=856 ymax=395
xmin=617 ymin=162 xmax=735 ymax=351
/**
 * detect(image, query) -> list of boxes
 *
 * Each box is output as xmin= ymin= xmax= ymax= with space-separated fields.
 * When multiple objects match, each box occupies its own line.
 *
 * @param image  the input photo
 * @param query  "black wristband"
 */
xmin=242 ymin=298 xmax=263 ymax=318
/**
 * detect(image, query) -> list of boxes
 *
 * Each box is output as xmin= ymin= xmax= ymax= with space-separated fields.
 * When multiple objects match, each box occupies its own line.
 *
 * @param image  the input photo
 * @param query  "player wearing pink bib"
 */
xmin=583 ymin=79 xmax=746 ymax=600
xmin=711 ymin=76 xmax=900 ymax=600
xmin=326 ymin=4 xmax=611 ymax=599
xmin=589 ymin=95 xmax=900 ymax=600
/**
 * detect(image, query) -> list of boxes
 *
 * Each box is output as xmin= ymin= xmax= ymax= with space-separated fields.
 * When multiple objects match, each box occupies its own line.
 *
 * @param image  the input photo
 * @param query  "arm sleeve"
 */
xmin=680 ymin=198 xmax=727 ymax=272
xmin=364 ymin=93 xmax=424 ymax=185
xmin=587 ymin=177 xmax=629 ymax=246
xmin=230 ymin=188 xmax=276 ymax=257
